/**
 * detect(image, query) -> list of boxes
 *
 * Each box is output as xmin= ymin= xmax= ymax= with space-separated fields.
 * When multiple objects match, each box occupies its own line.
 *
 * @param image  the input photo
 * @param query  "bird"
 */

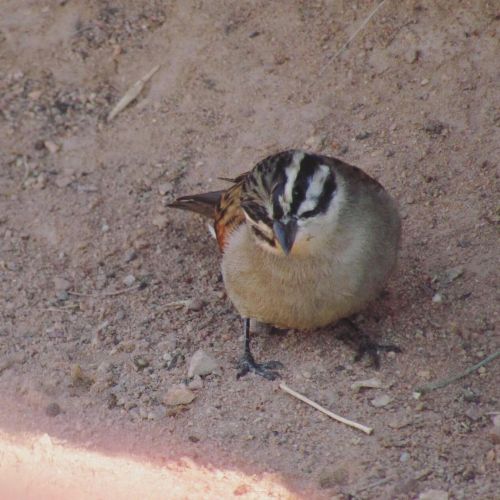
xmin=169 ymin=149 xmax=401 ymax=380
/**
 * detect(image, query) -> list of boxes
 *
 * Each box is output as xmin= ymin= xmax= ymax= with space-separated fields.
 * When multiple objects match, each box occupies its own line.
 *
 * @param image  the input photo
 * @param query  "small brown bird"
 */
xmin=169 ymin=150 xmax=401 ymax=379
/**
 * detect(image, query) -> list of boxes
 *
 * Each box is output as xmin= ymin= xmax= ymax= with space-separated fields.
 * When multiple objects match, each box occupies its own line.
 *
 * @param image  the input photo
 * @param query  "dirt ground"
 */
xmin=0 ymin=1 xmax=499 ymax=498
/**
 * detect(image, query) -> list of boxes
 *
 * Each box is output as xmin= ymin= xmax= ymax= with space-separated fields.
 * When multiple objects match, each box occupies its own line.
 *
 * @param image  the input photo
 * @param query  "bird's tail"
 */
xmin=168 ymin=191 xmax=222 ymax=218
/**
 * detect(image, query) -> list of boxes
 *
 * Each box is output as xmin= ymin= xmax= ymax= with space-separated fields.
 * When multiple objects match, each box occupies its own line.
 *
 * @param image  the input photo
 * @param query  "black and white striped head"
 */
xmin=241 ymin=150 xmax=338 ymax=256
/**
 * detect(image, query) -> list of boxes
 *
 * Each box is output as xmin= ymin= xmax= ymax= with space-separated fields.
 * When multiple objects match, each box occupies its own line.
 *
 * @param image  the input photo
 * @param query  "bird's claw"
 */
xmin=237 ymin=353 xmax=283 ymax=380
xmin=354 ymin=341 xmax=402 ymax=369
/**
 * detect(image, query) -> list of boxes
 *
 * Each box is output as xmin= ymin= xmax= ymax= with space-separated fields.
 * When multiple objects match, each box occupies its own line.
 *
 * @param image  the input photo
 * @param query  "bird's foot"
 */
xmin=353 ymin=338 xmax=401 ymax=369
xmin=237 ymin=352 xmax=283 ymax=380
xmin=336 ymin=318 xmax=401 ymax=369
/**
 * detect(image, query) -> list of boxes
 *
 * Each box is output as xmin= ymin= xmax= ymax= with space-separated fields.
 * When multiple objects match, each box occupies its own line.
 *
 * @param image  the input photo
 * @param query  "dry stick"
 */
xmin=68 ymin=284 xmax=143 ymax=298
xmin=415 ymin=350 xmax=500 ymax=395
xmin=107 ymin=64 xmax=160 ymax=121
xmin=318 ymin=0 xmax=389 ymax=77
xmin=279 ymin=383 xmax=373 ymax=435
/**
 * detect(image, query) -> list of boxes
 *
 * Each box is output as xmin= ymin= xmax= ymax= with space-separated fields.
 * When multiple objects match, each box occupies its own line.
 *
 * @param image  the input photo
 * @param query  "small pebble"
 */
xmin=188 ymin=375 xmax=203 ymax=390
xmin=351 ymin=377 xmax=383 ymax=392
xmin=370 ymin=394 xmax=393 ymax=408
xmin=432 ymin=292 xmax=443 ymax=303
xmin=124 ymin=249 xmax=138 ymax=263
xmin=54 ymin=277 xmax=71 ymax=292
xmin=158 ymin=182 xmax=173 ymax=195
xmin=188 ymin=349 xmax=220 ymax=378
xmin=355 ymin=131 xmax=371 ymax=140
xmin=444 ymin=266 xmax=464 ymax=284
xmin=133 ymin=355 xmax=150 ymax=370
xmin=186 ymin=298 xmax=205 ymax=311
xmin=465 ymin=407 xmax=482 ymax=421
xmin=164 ymin=385 xmax=196 ymax=406
xmin=417 ymin=370 xmax=431 ymax=380
xmin=400 ymin=451 xmax=410 ymax=462
xmin=44 ymin=140 xmax=60 ymax=154
xmin=152 ymin=214 xmax=168 ymax=230
xmin=404 ymin=48 xmax=419 ymax=64
xmin=122 ymin=274 xmax=136 ymax=287
xmin=56 ymin=290 xmax=69 ymax=301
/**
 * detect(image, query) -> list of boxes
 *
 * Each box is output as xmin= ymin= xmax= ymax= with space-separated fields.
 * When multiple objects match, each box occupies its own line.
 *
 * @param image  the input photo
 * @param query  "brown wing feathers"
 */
xmin=169 ymin=179 xmax=246 ymax=251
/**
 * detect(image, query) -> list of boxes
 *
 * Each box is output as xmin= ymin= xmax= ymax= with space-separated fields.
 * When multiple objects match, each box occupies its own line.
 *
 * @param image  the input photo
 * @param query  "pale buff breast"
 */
xmin=221 ymin=224 xmax=391 ymax=329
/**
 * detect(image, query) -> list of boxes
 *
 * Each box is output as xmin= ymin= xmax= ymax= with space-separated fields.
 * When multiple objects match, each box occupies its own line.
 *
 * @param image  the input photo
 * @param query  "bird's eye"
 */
xmin=292 ymin=185 xmax=303 ymax=199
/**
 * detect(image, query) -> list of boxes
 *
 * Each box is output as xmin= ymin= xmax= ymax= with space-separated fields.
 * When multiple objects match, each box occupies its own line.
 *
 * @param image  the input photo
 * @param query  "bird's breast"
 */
xmin=221 ymin=225 xmax=376 ymax=329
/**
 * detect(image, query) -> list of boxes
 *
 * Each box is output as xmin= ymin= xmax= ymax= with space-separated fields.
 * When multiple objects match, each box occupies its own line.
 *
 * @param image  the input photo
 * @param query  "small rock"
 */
xmin=28 ymin=89 xmax=43 ymax=100
xmin=355 ymin=131 xmax=371 ymax=140
xmin=56 ymin=290 xmax=69 ymax=301
xmin=432 ymin=292 xmax=443 ymax=303
xmin=485 ymin=448 xmax=496 ymax=462
xmin=162 ymin=350 xmax=184 ymax=370
xmin=122 ymin=274 xmax=136 ymax=287
xmin=404 ymin=48 xmax=419 ymax=64
xmin=158 ymin=182 xmax=173 ymax=195
xmin=420 ymin=78 xmax=430 ymax=86
xmin=463 ymin=388 xmax=480 ymax=403
xmin=186 ymin=298 xmax=205 ymax=311
xmin=124 ymin=249 xmax=138 ymax=263
xmin=188 ymin=349 xmax=220 ymax=378
xmin=371 ymin=394 xmax=393 ymax=408
xmin=44 ymin=140 xmax=60 ymax=154
xmin=400 ymin=451 xmax=410 ymax=462
xmin=304 ymin=135 xmax=322 ymax=149
xmin=45 ymin=402 xmax=61 ymax=417
xmin=152 ymin=214 xmax=168 ymax=230
xmin=164 ymin=385 xmax=196 ymax=406
xmin=133 ymin=355 xmax=150 ymax=370
xmin=417 ymin=370 xmax=432 ymax=380
xmin=70 ymin=364 xmax=93 ymax=388
xmin=465 ymin=407 xmax=482 ymax=421
xmin=54 ymin=277 xmax=71 ymax=292
xmin=351 ymin=377 xmax=383 ymax=392
xmin=443 ymin=266 xmax=464 ymax=284
xmin=188 ymin=375 xmax=203 ymax=390
xmin=55 ymin=174 xmax=74 ymax=188
xmin=423 ymin=120 xmax=445 ymax=136
xmin=418 ymin=489 xmax=449 ymax=500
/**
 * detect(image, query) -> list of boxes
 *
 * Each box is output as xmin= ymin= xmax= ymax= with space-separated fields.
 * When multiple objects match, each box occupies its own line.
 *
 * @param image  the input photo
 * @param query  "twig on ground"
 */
xmin=40 ymin=305 xmax=79 ymax=312
xmin=354 ymin=477 xmax=392 ymax=494
xmin=163 ymin=300 xmax=191 ymax=309
xmin=319 ymin=0 xmax=389 ymax=76
xmin=68 ymin=283 xmax=144 ymax=298
xmin=107 ymin=64 xmax=160 ymax=121
xmin=279 ymin=383 xmax=373 ymax=435
xmin=415 ymin=350 xmax=500 ymax=395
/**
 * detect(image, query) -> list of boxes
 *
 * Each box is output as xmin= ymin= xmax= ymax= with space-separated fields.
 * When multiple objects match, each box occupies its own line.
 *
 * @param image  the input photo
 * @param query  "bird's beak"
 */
xmin=273 ymin=219 xmax=298 ymax=255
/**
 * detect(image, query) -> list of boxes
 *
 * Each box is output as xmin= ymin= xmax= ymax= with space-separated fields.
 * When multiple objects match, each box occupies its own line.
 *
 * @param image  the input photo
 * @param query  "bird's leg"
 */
xmin=336 ymin=318 xmax=401 ymax=369
xmin=237 ymin=318 xmax=283 ymax=380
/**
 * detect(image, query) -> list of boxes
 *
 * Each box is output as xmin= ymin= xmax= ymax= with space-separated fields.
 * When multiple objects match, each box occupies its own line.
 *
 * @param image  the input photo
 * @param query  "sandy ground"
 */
xmin=0 ymin=1 xmax=499 ymax=498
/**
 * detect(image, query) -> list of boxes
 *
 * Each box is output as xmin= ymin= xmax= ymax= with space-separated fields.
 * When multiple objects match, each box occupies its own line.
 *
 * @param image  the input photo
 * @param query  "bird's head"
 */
xmin=241 ymin=150 xmax=339 ymax=257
